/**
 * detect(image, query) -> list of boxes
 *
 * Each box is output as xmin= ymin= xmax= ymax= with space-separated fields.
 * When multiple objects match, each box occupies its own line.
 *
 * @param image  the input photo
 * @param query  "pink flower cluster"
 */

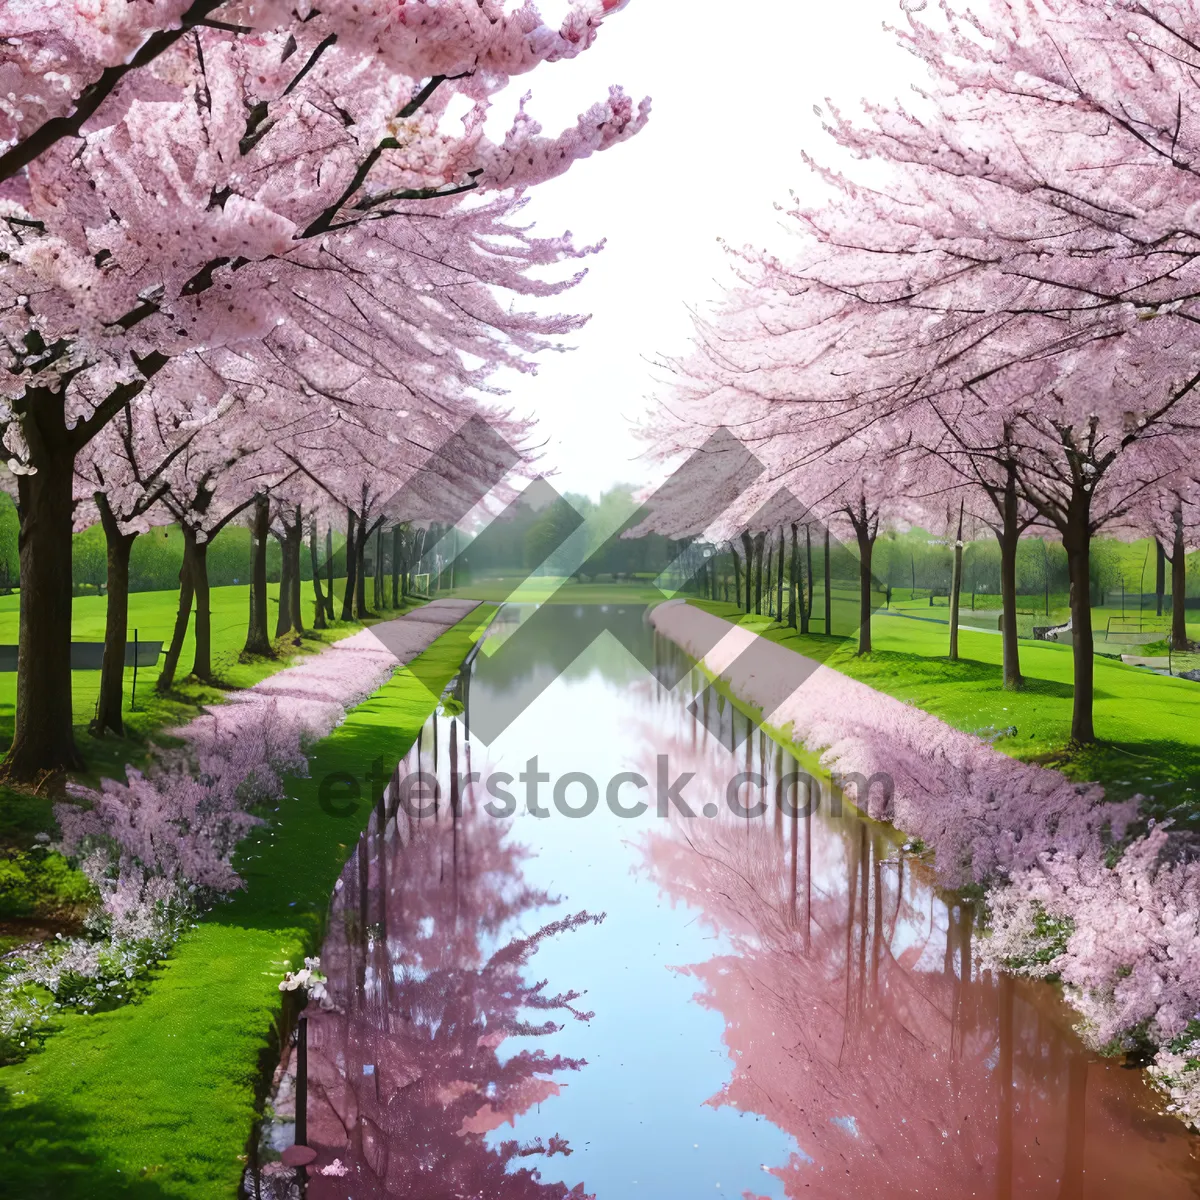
xmin=1 ymin=604 xmax=477 ymax=1054
xmin=58 ymin=629 xmax=405 ymax=901
xmin=651 ymin=601 xmax=1200 ymax=1125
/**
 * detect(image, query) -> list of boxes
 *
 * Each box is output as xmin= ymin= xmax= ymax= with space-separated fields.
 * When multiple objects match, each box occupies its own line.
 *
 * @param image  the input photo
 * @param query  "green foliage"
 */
xmin=1168 ymin=1019 xmax=1200 ymax=1070
xmin=1012 ymin=902 xmax=1075 ymax=973
xmin=0 ymin=850 xmax=95 ymax=921
xmin=455 ymin=484 xmax=674 ymax=582
xmin=524 ymin=493 xmax=585 ymax=572
xmin=85 ymin=521 xmax=313 ymax=594
xmin=128 ymin=525 xmax=184 ymax=593
xmin=71 ymin=525 xmax=107 ymax=595
xmin=0 ymin=493 xmax=17 ymax=594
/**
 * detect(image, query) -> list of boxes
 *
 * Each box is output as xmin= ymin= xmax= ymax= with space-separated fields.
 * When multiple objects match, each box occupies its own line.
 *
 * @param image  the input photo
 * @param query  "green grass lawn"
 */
xmin=0 ymin=605 xmax=495 ymax=1200
xmin=0 ymin=580 xmax=423 ymax=853
xmin=690 ymin=600 xmax=1200 ymax=819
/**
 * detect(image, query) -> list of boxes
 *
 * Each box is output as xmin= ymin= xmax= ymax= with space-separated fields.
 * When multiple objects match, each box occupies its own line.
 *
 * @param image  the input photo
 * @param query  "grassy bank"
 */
xmin=0 ymin=581 xmax=422 ymax=853
xmin=0 ymin=605 xmax=495 ymax=1199
xmin=688 ymin=600 xmax=1200 ymax=818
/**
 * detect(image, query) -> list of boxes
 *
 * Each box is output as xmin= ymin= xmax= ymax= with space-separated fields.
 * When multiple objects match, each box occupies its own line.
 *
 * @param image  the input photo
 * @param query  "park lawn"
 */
xmin=0 ymin=605 xmax=496 ymax=1200
xmin=882 ymin=589 xmax=1200 ymax=645
xmin=689 ymin=600 xmax=1200 ymax=819
xmin=0 ymin=581 xmax=424 ymax=852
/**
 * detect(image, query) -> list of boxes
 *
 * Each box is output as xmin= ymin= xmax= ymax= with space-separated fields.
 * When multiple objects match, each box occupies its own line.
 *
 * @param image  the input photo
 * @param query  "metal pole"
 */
xmin=296 ymin=1013 xmax=308 ymax=1146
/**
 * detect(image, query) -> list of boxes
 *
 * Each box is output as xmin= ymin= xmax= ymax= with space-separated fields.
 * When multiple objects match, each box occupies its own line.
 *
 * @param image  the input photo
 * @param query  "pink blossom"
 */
xmin=652 ymin=600 xmax=1200 ymax=1124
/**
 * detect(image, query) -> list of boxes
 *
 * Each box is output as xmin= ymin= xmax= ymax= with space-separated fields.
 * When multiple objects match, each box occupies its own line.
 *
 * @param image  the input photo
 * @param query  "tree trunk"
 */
xmin=341 ymin=509 xmax=357 ymax=621
xmin=275 ymin=528 xmax=293 ymax=638
xmin=855 ymin=524 xmax=875 ymax=655
xmin=1062 ymin=492 xmax=1096 ymax=745
xmin=730 ymin=543 xmax=742 ymax=612
xmin=191 ymin=537 xmax=213 ymax=682
xmin=92 ymin=493 xmax=136 ymax=738
xmin=754 ymin=532 xmax=765 ymax=615
xmin=1172 ymin=504 xmax=1189 ymax=649
xmin=310 ymin=521 xmax=327 ymax=630
xmin=354 ymin=521 xmax=370 ymax=618
xmin=391 ymin=525 xmax=402 ymax=608
xmin=788 ymin=524 xmax=798 ymax=629
xmin=157 ymin=530 xmax=196 ymax=694
xmin=243 ymin=493 xmax=274 ymax=656
xmin=823 ymin=528 xmax=832 ymax=636
xmin=949 ymin=499 xmax=964 ymax=662
xmin=289 ymin=507 xmax=303 ymax=636
xmin=1156 ymin=537 xmax=1166 ymax=618
xmin=374 ymin=525 xmax=384 ymax=611
xmin=776 ymin=527 xmax=785 ymax=622
xmin=764 ymin=539 xmax=773 ymax=617
xmin=801 ymin=525 xmax=813 ymax=634
xmin=740 ymin=531 xmax=753 ymax=611
xmin=325 ymin=524 xmax=335 ymax=620
xmin=413 ymin=527 xmax=428 ymax=596
xmin=997 ymin=469 xmax=1024 ymax=690
xmin=2 ymin=428 xmax=83 ymax=779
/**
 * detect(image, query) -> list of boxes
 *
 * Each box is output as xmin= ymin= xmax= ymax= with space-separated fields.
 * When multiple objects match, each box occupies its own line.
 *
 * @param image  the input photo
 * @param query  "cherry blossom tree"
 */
xmin=74 ymin=390 xmax=200 ymax=735
xmin=0 ymin=3 xmax=644 ymax=777
xmin=0 ymin=0 xmax=635 ymax=182
xmin=648 ymin=0 xmax=1200 ymax=740
xmin=1122 ymin=474 xmax=1200 ymax=652
xmin=794 ymin=0 xmax=1200 ymax=736
xmin=152 ymin=399 xmax=272 ymax=691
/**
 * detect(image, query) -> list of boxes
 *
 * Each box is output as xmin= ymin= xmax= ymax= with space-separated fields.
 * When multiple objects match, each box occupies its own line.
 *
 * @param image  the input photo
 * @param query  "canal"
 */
xmin=255 ymin=603 xmax=1200 ymax=1198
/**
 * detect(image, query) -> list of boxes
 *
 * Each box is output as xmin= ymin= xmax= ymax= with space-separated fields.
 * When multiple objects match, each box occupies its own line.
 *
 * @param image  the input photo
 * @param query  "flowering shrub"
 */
xmin=0 ymin=609 xmax=472 ymax=1062
xmin=978 ymin=891 xmax=1074 ymax=980
xmin=1150 ymin=1021 xmax=1200 ymax=1124
xmin=0 ymin=872 xmax=190 ymax=1062
xmin=652 ymin=601 xmax=1200 ymax=1128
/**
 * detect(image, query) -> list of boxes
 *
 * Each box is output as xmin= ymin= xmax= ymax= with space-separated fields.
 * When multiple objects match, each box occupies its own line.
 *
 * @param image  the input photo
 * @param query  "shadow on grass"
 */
xmin=0 ymin=1090 xmax=179 ymax=1200
xmin=1034 ymin=738 xmax=1200 ymax=818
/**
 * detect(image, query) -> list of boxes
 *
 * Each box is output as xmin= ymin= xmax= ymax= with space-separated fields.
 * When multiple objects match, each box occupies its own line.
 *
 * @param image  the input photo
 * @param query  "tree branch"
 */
xmin=0 ymin=0 xmax=227 ymax=182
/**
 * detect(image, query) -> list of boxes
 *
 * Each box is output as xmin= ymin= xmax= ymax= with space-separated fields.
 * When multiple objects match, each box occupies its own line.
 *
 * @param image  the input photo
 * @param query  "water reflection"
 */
xmin=253 ymin=742 xmax=602 ymax=1198
xmin=637 ymin=651 xmax=1200 ymax=1198
xmin=253 ymin=604 xmax=1200 ymax=1199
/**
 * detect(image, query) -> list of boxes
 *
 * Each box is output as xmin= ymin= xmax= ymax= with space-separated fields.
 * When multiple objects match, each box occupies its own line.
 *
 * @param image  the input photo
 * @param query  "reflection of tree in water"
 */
xmin=261 ymin=732 xmax=601 ymax=1200
xmin=469 ymin=605 xmax=659 ymax=700
xmin=635 ymin=696 xmax=1200 ymax=1199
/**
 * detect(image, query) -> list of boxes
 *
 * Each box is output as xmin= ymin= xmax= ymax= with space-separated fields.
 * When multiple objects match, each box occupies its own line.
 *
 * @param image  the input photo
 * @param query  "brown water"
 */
xmin=255 ymin=604 xmax=1200 ymax=1199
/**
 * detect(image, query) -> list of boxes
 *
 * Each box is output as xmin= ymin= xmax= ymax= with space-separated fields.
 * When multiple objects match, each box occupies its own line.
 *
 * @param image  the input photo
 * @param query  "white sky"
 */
xmin=496 ymin=0 xmax=914 ymax=500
